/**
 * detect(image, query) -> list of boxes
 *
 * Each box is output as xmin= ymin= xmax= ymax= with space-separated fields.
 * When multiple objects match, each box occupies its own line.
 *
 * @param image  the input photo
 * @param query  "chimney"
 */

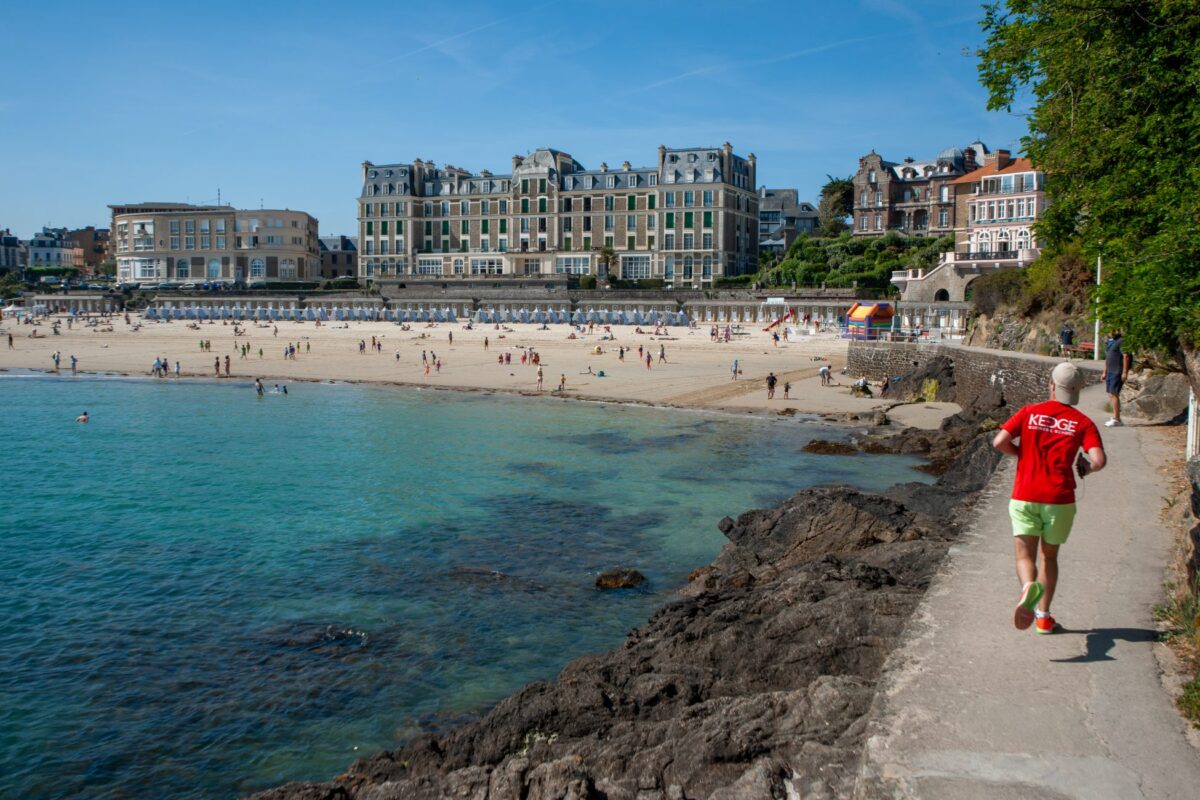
xmin=995 ymin=149 xmax=1012 ymax=169
xmin=600 ymin=162 xmax=608 ymax=172
xmin=512 ymin=155 xmax=524 ymax=170
xmin=904 ymin=156 xmax=915 ymax=163
xmin=622 ymin=161 xmax=631 ymax=171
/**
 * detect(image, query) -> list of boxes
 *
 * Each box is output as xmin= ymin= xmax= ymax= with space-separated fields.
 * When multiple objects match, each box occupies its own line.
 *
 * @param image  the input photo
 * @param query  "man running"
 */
xmin=992 ymin=362 xmax=1106 ymax=633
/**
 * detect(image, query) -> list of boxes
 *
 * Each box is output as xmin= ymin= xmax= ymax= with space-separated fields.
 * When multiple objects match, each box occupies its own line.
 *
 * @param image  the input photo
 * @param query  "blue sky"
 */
xmin=0 ymin=0 xmax=1028 ymax=237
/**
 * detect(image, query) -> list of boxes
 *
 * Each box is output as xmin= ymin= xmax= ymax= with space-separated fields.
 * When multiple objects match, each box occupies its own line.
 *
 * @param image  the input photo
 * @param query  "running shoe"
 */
xmin=1014 ymin=581 xmax=1044 ymax=630
xmin=1104 ymin=418 xmax=1123 ymax=427
xmin=1035 ymin=614 xmax=1057 ymax=635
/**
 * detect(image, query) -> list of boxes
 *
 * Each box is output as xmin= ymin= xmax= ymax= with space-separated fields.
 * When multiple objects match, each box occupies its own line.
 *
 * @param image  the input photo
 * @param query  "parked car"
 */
xmin=179 ymin=282 xmax=199 ymax=290
xmin=248 ymin=281 xmax=268 ymax=290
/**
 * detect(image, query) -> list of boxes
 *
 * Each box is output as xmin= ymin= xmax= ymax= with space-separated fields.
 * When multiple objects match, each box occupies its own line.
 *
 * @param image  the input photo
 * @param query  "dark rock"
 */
xmin=801 ymin=440 xmax=858 ymax=455
xmin=1121 ymin=372 xmax=1190 ymax=424
xmin=595 ymin=568 xmax=646 ymax=589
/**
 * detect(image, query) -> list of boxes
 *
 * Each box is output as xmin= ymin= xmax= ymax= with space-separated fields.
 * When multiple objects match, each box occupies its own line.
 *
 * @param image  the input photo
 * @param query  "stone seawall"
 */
xmin=848 ymin=340 xmax=1103 ymax=410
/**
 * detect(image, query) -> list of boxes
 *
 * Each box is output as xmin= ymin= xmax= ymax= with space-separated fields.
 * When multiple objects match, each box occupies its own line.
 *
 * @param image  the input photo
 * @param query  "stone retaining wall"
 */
xmin=848 ymin=340 xmax=1103 ymax=409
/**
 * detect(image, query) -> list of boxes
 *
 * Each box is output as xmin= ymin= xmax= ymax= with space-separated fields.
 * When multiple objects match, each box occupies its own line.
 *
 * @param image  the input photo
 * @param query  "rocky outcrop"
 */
xmin=1121 ymin=371 xmax=1191 ymax=424
xmin=249 ymin=402 xmax=1004 ymax=799
xmin=594 ymin=568 xmax=646 ymax=590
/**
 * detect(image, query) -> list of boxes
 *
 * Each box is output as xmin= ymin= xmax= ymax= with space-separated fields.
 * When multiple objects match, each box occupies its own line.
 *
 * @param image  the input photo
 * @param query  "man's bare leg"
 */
xmin=1039 ymin=541 xmax=1060 ymax=612
xmin=1014 ymin=535 xmax=1040 ymax=586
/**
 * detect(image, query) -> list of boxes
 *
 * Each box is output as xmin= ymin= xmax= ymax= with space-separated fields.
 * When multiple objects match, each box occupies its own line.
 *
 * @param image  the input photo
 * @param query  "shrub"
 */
xmin=968 ymin=269 xmax=1029 ymax=315
xmin=578 ymin=275 xmax=597 ymax=290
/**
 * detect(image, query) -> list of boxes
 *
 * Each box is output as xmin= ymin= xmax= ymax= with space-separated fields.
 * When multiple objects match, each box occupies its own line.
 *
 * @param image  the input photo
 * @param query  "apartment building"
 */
xmin=852 ymin=143 xmax=988 ymax=237
xmin=757 ymin=187 xmax=818 ymax=256
xmin=319 ymin=235 xmax=358 ymax=279
xmin=356 ymin=144 xmax=758 ymax=285
xmin=109 ymin=203 xmax=319 ymax=285
xmin=1 ymin=229 xmax=26 ymax=270
xmin=27 ymin=227 xmax=85 ymax=268
xmin=890 ymin=150 xmax=1048 ymax=302
xmin=67 ymin=226 xmax=111 ymax=275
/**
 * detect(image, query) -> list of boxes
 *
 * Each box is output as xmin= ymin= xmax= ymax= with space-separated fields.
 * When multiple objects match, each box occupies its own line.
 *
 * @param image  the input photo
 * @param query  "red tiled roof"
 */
xmin=950 ymin=157 xmax=1036 ymax=184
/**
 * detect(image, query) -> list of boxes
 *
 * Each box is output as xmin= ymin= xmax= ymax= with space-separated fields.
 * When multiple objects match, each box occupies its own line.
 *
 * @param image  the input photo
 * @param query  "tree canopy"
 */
xmin=756 ymin=231 xmax=952 ymax=292
xmin=978 ymin=0 xmax=1200 ymax=369
xmin=817 ymin=175 xmax=854 ymax=237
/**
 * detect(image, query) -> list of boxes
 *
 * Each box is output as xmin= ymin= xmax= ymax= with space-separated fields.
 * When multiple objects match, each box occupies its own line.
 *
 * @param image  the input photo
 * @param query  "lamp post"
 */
xmin=1092 ymin=253 xmax=1102 ymax=361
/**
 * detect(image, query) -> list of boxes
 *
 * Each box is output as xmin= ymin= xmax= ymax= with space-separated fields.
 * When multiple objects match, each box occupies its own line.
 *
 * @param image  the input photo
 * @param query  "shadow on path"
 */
xmin=1051 ymin=627 xmax=1157 ymax=663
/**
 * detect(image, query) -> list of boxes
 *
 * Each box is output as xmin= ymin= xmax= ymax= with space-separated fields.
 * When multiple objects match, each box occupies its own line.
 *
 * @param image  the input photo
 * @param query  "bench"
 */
xmin=1061 ymin=341 xmax=1095 ymax=359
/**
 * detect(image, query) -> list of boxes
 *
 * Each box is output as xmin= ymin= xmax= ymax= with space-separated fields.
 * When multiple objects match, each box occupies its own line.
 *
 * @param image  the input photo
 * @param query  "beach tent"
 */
xmin=445 ymin=307 xmax=457 ymax=322
xmin=318 ymin=307 xmax=329 ymax=321
xmin=844 ymin=302 xmax=894 ymax=340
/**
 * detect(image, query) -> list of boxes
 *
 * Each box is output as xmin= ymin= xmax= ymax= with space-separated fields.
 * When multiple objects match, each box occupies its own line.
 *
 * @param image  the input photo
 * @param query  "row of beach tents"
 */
xmin=142 ymin=305 xmax=691 ymax=326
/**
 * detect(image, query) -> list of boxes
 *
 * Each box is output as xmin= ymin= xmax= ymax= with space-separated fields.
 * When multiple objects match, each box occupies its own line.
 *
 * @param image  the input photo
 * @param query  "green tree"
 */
xmin=817 ymin=175 xmax=853 ymax=237
xmin=595 ymin=245 xmax=617 ymax=280
xmin=978 ymin=0 xmax=1200 ymax=389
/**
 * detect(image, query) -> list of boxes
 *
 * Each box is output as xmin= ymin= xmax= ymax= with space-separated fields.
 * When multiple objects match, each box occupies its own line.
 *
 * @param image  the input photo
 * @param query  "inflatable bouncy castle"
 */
xmin=844 ymin=302 xmax=894 ymax=340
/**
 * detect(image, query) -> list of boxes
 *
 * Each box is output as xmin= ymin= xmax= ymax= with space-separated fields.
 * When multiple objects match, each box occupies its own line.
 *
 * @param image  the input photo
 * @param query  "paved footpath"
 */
xmin=856 ymin=383 xmax=1200 ymax=799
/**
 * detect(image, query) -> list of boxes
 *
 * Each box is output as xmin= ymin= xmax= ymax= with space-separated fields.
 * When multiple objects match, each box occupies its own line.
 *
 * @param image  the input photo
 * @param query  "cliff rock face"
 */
xmin=250 ymin=428 xmax=1002 ymax=800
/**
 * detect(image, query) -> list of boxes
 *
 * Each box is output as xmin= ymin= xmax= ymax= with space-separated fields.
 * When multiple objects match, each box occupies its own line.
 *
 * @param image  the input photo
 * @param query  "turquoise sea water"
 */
xmin=0 ymin=374 xmax=930 ymax=799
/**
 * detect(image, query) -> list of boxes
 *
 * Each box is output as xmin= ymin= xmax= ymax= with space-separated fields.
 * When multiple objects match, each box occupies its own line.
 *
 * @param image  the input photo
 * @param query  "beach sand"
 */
xmin=0 ymin=313 xmax=958 ymax=428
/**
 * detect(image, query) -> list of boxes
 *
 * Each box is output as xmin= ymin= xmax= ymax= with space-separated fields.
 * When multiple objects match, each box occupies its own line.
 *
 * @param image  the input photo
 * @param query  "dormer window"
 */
xmin=669 ymin=154 xmax=678 ymax=163
xmin=607 ymin=175 xmax=615 ymax=188
xmin=369 ymin=170 xmax=377 ymax=179
xmin=707 ymin=153 xmax=716 ymax=161
xmin=868 ymin=169 xmax=877 ymax=183
xmin=688 ymin=153 xmax=698 ymax=162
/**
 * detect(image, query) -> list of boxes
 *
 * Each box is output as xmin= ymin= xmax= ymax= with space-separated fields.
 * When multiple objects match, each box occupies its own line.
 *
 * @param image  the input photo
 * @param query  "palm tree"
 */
xmin=595 ymin=245 xmax=617 ymax=282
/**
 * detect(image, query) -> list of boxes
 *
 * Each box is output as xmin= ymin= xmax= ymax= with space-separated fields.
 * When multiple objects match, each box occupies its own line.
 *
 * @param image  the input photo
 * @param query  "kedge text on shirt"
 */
xmin=1027 ymin=414 xmax=1079 ymax=434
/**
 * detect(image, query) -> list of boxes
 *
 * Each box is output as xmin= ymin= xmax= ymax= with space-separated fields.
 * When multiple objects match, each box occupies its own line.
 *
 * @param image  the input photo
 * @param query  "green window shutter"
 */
xmin=521 ymin=198 xmax=529 ymax=213
xmin=461 ymin=241 xmax=468 ymax=252
xmin=539 ymin=178 xmax=546 ymax=192
xmin=583 ymin=236 xmax=591 ymax=250
xmin=648 ymin=195 xmax=656 ymax=210
xmin=442 ymin=241 xmax=449 ymax=253
xmin=481 ymin=219 xmax=489 ymax=234
xmin=442 ymin=220 xmax=449 ymax=235
xmin=381 ymin=220 xmax=388 ymax=235
xmin=366 ymin=221 xmax=373 ymax=235
xmin=605 ymin=236 xmax=613 ymax=248
xmin=665 ymin=212 xmax=674 ymax=228
xmin=627 ymin=195 xmax=635 ymax=211
xmin=538 ymin=198 xmax=546 ymax=213
xmin=398 ymin=220 xmax=404 ymax=234
xmin=563 ymin=237 xmax=572 ymax=251
xmin=500 ymin=219 xmax=508 ymax=234
xmin=648 ymin=236 xmax=655 ymax=249
xmin=461 ymin=220 xmax=469 ymax=234
xmin=685 ymin=212 xmax=694 ymax=229
xmin=627 ymin=236 xmax=635 ymax=250
xmin=703 ymin=211 xmax=712 ymax=228
xmin=521 ymin=179 xmax=529 ymax=193
xmin=424 ymin=221 xmax=431 ymax=235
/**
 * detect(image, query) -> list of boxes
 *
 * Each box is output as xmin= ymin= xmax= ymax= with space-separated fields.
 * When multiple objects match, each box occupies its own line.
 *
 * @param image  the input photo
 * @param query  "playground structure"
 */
xmin=844 ymin=302 xmax=894 ymax=340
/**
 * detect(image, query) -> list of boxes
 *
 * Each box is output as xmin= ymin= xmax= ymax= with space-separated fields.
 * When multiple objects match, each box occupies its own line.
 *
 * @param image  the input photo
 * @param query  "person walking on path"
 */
xmin=991 ymin=361 xmax=1107 ymax=633
xmin=1101 ymin=330 xmax=1131 ymax=427
xmin=484 ymin=336 xmax=489 ymax=350
xmin=766 ymin=371 xmax=777 ymax=399
xmin=658 ymin=344 xmax=667 ymax=364
xmin=70 ymin=354 xmax=77 ymax=373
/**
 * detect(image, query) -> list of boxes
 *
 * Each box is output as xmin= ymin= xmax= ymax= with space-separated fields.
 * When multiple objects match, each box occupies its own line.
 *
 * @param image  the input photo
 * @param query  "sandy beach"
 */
xmin=0 ymin=312 xmax=958 ymax=428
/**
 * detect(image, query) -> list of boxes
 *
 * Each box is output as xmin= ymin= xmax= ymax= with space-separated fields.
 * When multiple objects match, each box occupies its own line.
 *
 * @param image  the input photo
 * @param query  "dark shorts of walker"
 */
xmin=1105 ymin=374 xmax=1124 ymax=394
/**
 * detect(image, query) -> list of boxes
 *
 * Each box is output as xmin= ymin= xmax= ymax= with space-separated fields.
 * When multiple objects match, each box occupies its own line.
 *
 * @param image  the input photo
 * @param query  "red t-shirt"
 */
xmin=1000 ymin=400 xmax=1104 ymax=505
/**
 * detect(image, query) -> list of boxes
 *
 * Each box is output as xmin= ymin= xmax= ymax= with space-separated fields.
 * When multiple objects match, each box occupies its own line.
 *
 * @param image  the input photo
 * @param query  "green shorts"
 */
xmin=1009 ymin=500 xmax=1076 ymax=545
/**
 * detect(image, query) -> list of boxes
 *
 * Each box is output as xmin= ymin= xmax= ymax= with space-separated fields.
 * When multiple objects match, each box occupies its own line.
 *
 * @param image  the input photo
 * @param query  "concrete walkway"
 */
xmin=856 ymin=384 xmax=1200 ymax=799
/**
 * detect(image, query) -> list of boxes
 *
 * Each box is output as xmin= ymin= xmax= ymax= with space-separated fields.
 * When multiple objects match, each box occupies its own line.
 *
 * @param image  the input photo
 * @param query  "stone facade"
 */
xmin=109 ymin=203 xmax=319 ymax=285
xmin=852 ymin=143 xmax=987 ymax=238
xmin=847 ymin=340 xmax=1102 ymax=410
xmin=357 ymin=144 xmax=758 ymax=285
xmin=758 ymin=187 xmax=818 ymax=256
xmin=319 ymin=235 xmax=358 ymax=279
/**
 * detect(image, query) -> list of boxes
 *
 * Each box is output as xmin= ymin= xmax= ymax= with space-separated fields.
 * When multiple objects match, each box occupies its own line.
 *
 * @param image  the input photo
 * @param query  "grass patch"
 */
xmin=1155 ymin=576 xmax=1200 ymax=727
xmin=1178 ymin=676 xmax=1200 ymax=725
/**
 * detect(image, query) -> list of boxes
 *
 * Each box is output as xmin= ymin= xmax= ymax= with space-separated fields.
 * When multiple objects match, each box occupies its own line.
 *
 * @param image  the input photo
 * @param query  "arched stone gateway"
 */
xmin=934 ymin=288 xmax=950 ymax=302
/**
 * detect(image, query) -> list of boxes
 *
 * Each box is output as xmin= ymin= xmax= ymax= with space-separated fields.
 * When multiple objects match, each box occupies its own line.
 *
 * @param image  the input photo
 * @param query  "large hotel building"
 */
xmin=109 ymin=203 xmax=319 ymax=285
xmin=356 ymin=144 xmax=758 ymax=285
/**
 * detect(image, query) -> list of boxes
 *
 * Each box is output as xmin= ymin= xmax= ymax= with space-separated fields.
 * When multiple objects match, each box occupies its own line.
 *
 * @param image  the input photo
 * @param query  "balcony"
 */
xmin=958 ymin=250 xmax=1023 ymax=260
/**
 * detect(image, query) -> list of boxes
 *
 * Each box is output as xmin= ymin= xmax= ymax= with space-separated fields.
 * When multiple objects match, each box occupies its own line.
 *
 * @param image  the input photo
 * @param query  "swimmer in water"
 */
xmin=76 ymin=411 xmax=89 ymax=423
xmin=255 ymin=378 xmax=265 ymax=397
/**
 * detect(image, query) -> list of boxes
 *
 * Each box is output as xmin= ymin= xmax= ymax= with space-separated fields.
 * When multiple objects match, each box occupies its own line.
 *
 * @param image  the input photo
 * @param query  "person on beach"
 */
xmin=448 ymin=332 xmax=453 ymax=345
xmin=214 ymin=356 xmax=220 ymax=376
xmin=53 ymin=351 xmax=61 ymax=370
xmin=7 ymin=333 xmax=12 ymax=349
xmin=645 ymin=351 xmax=652 ymax=370
xmin=70 ymin=354 xmax=77 ymax=373
xmin=658 ymin=344 xmax=666 ymax=363
xmin=484 ymin=336 xmax=488 ymax=350
xmin=766 ymin=372 xmax=777 ymax=399
xmin=992 ymin=361 xmax=1106 ymax=633
xmin=174 ymin=361 xmax=181 ymax=378
xmin=76 ymin=411 xmax=88 ymax=423
xmin=536 ymin=365 xmax=544 ymax=391
xmin=819 ymin=364 xmax=832 ymax=386
xmin=255 ymin=378 xmax=264 ymax=397
xmin=224 ymin=355 xmax=231 ymax=377
xmin=783 ymin=381 xmax=791 ymax=399
xmin=558 ymin=373 xmax=566 ymax=392
xmin=1101 ymin=330 xmax=1131 ymax=427
xmin=731 ymin=358 xmax=739 ymax=380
